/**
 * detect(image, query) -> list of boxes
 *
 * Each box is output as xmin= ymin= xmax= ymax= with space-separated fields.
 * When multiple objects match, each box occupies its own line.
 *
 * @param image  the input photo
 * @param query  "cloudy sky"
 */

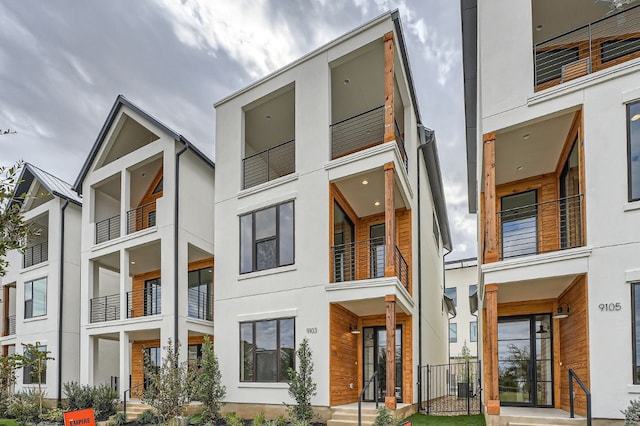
xmin=0 ymin=0 xmax=476 ymax=260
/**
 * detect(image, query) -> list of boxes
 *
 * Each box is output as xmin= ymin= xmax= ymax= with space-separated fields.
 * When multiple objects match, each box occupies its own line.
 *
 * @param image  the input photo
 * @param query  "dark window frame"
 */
xmin=188 ymin=267 xmax=213 ymax=321
xmin=23 ymin=344 xmax=48 ymax=385
xmin=239 ymin=317 xmax=295 ymax=383
xmin=449 ymin=322 xmax=457 ymax=343
xmin=628 ymin=101 xmax=640 ymax=202
xmin=24 ymin=277 xmax=47 ymax=319
xmin=239 ymin=201 xmax=295 ymax=274
xmin=633 ymin=283 xmax=640 ymax=384
xmin=445 ymin=287 xmax=457 ymax=307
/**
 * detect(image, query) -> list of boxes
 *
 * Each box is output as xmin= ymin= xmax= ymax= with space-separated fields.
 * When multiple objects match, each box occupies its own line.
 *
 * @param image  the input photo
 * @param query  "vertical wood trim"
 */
xmin=483 ymin=134 xmax=498 ymax=263
xmin=385 ymin=295 xmax=397 ymax=409
xmin=384 ymin=163 xmax=396 ymax=277
xmin=383 ymin=32 xmax=395 ymax=143
xmin=484 ymin=284 xmax=499 ymax=411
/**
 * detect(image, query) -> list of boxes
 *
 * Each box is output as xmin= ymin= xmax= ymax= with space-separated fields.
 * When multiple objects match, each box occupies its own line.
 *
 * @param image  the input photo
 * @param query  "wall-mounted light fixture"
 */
xmin=552 ymin=303 xmax=570 ymax=319
xmin=350 ymin=324 xmax=360 ymax=334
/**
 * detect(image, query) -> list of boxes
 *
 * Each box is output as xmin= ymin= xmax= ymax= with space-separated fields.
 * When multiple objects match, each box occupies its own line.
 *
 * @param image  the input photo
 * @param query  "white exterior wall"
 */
xmin=445 ymin=260 xmax=478 ymax=359
xmin=475 ymin=0 xmax=640 ymax=418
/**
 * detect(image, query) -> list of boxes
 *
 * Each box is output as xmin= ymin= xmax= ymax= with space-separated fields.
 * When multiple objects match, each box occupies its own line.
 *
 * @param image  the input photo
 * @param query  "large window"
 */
xmin=188 ymin=268 xmax=213 ymax=321
xmin=449 ymin=323 xmax=457 ymax=343
xmin=628 ymin=101 xmax=640 ymax=202
xmin=240 ymin=201 xmax=294 ymax=273
xmin=24 ymin=278 xmax=47 ymax=319
xmin=633 ymin=283 xmax=640 ymax=384
xmin=23 ymin=344 xmax=47 ymax=384
xmin=445 ymin=287 xmax=457 ymax=306
xmin=240 ymin=318 xmax=295 ymax=382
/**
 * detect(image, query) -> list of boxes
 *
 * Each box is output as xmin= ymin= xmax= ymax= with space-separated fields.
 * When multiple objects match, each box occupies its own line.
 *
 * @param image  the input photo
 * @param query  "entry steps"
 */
xmin=122 ymin=401 xmax=153 ymax=422
xmin=327 ymin=406 xmax=379 ymax=426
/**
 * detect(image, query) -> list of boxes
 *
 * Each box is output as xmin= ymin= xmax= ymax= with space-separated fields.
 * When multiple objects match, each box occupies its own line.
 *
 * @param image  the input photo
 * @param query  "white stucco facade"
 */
xmin=445 ymin=258 xmax=478 ymax=360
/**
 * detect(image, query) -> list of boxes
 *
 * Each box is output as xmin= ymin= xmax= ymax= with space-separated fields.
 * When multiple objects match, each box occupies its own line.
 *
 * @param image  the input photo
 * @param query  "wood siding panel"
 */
xmin=130 ymin=338 xmax=160 ymax=398
xmin=329 ymin=304 xmax=359 ymax=406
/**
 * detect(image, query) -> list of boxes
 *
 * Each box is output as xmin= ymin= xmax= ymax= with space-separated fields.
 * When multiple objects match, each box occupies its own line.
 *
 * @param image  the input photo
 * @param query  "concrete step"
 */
xmin=507 ymin=418 xmax=586 ymax=426
xmin=328 ymin=419 xmax=375 ymax=426
xmin=330 ymin=412 xmax=378 ymax=422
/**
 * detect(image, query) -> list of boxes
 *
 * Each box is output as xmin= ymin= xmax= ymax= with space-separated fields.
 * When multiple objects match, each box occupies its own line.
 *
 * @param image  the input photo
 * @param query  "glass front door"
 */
xmin=363 ymin=326 xmax=402 ymax=403
xmin=498 ymin=315 xmax=553 ymax=407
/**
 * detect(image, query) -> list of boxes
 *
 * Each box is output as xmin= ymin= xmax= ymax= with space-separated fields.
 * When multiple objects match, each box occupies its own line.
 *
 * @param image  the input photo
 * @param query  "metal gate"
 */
xmin=419 ymin=360 xmax=482 ymax=415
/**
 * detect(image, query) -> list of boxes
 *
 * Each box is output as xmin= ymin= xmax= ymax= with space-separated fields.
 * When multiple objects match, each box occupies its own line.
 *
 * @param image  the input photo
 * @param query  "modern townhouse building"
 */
xmin=214 ymin=11 xmax=451 ymax=422
xmin=73 ymin=96 xmax=215 ymax=398
xmin=0 ymin=163 xmax=82 ymax=403
xmin=444 ymin=258 xmax=478 ymax=360
xmin=461 ymin=0 xmax=640 ymax=423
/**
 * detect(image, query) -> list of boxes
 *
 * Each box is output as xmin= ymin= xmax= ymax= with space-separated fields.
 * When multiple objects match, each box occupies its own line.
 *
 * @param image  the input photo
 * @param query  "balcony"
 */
xmin=90 ymin=294 xmax=120 ymax=323
xmin=497 ymin=195 xmax=584 ymax=261
xmin=23 ymin=241 xmax=48 ymax=268
xmin=126 ymin=201 xmax=157 ymax=234
xmin=331 ymin=237 xmax=409 ymax=290
xmin=188 ymin=288 xmax=213 ymax=321
xmin=96 ymin=215 xmax=121 ymax=244
xmin=127 ymin=286 xmax=161 ymax=318
xmin=242 ymin=139 xmax=295 ymax=189
xmin=330 ymin=106 xmax=407 ymax=171
xmin=4 ymin=315 xmax=15 ymax=336
xmin=534 ymin=4 xmax=640 ymax=91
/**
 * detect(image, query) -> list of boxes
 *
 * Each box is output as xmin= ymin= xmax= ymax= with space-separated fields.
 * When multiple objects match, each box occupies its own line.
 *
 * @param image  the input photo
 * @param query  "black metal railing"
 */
xmin=242 ymin=139 xmax=295 ymax=189
xmin=127 ymin=287 xmax=161 ymax=318
xmin=331 ymin=237 xmax=409 ymax=289
xmin=23 ymin=241 xmax=48 ymax=268
xmin=188 ymin=288 xmax=213 ymax=321
xmin=420 ymin=360 xmax=482 ymax=415
xmin=95 ymin=214 xmax=121 ymax=244
xmin=123 ymin=382 xmax=145 ymax=420
xmin=358 ymin=371 xmax=379 ymax=426
xmin=394 ymin=119 xmax=408 ymax=172
xmin=127 ymin=201 xmax=157 ymax=234
xmin=90 ymin=294 xmax=120 ymax=323
xmin=534 ymin=3 xmax=640 ymax=88
xmin=331 ymin=106 xmax=385 ymax=159
xmin=497 ymin=194 xmax=583 ymax=260
xmin=569 ymin=369 xmax=592 ymax=426
xmin=5 ymin=315 xmax=16 ymax=335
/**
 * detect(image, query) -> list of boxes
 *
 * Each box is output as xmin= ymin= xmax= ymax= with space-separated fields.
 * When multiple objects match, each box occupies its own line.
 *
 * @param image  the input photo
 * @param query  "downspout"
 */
xmin=175 ymin=142 xmax=189 ymax=360
xmin=57 ymin=200 xmax=69 ymax=407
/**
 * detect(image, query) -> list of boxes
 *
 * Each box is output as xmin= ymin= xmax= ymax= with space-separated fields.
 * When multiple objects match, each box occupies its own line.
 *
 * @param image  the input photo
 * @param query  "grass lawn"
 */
xmin=0 ymin=419 xmax=19 ymax=426
xmin=405 ymin=413 xmax=486 ymax=426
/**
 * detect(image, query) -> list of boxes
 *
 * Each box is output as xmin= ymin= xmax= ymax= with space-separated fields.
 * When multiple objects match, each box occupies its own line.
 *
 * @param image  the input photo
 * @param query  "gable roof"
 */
xmin=13 ymin=163 xmax=82 ymax=207
xmin=73 ymin=95 xmax=214 ymax=194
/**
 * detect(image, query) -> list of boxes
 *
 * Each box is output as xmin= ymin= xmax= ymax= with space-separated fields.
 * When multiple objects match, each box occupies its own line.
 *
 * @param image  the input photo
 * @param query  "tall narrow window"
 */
xmin=628 ymin=101 xmax=640 ymax=202
xmin=470 ymin=321 xmax=478 ymax=342
xmin=633 ymin=283 xmax=640 ymax=384
xmin=24 ymin=278 xmax=47 ymax=319
xmin=501 ymin=190 xmax=538 ymax=258
xmin=188 ymin=268 xmax=213 ymax=321
xmin=560 ymin=139 xmax=581 ymax=249
xmin=449 ymin=323 xmax=457 ymax=343
xmin=240 ymin=201 xmax=294 ymax=274
xmin=23 ymin=344 xmax=48 ymax=384
xmin=333 ymin=202 xmax=354 ymax=282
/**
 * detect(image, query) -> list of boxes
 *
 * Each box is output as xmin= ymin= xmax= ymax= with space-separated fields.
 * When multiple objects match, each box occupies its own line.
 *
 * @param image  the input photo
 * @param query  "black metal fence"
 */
xmin=243 ymin=139 xmax=295 ymax=189
xmin=188 ymin=287 xmax=213 ymax=321
xmin=96 ymin=215 xmax=121 ymax=244
xmin=90 ymin=294 xmax=120 ymax=323
xmin=420 ymin=360 xmax=482 ymax=415
xmin=23 ymin=241 xmax=48 ymax=268
xmin=127 ymin=287 xmax=161 ymax=318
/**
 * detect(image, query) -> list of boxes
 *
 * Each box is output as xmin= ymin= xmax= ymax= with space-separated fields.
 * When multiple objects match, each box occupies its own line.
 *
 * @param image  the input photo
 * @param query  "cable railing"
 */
xmin=569 ymin=369 xmax=592 ymax=426
xmin=127 ymin=287 xmax=161 ymax=318
xmin=243 ymin=139 xmax=295 ymax=189
xmin=23 ymin=240 xmax=48 ymax=268
xmin=95 ymin=214 xmax=120 ymax=244
xmin=534 ymin=3 xmax=640 ymax=90
xmin=331 ymin=237 xmax=409 ymax=289
xmin=394 ymin=119 xmax=408 ymax=172
xmin=497 ymin=194 xmax=583 ymax=260
xmin=188 ymin=288 xmax=213 ymax=321
xmin=126 ymin=201 xmax=157 ymax=234
xmin=90 ymin=294 xmax=120 ymax=323
xmin=331 ymin=106 xmax=385 ymax=159
xmin=5 ymin=315 xmax=16 ymax=336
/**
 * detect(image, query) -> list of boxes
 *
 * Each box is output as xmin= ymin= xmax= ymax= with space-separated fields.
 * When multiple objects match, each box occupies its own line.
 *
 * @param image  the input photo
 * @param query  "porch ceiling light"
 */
xmin=632 ymin=114 xmax=640 ymax=122
xmin=374 ymin=201 xmax=380 ymax=206
xmin=523 ymin=133 xmax=531 ymax=139
xmin=516 ymin=165 xmax=525 ymax=171
xmin=343 ymin=78 xmax=351 ymax=86
xmin=362 ymin=180 xmax=368 ymax=185
xmin=265 ymin=115 xmax=272 ymax=120
xmin=130 ymin=261 xmax=136 ymax=265
xmin=536 ymin=25 xmax=543 ymax=31
xmin=552 ymin=303 xmax=570 ymax=319
xmin=350 ymin=324 xmax=360 ymax=334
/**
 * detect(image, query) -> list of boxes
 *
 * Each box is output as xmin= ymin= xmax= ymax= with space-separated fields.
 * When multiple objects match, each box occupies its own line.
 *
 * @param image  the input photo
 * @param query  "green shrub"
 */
xmin=273 ymin=415 xmax=287 ymax=426
xmin=252 ymin=412 xmax=266 ymax=426
xmin=7 ymin=389 xmax=40 ymax=424
xmin=623 ymin=399 xmax=640 ymax=425
xmin=373 ymin=406 xmax=395 ymax=426
xmin=92 ymin=384 xmax=119 ymax=421
xmin=64 ymin=382 xmax=95 ymax=412
xmin=41 ymin=407 xmax=65 ymax=423
xmin=224 ymin=411 xmax=243 ymax=426
xmin=136 ymin=408 xmax=160 ymax=425
xmin=109 ymin=411 xmax=128 ymax=426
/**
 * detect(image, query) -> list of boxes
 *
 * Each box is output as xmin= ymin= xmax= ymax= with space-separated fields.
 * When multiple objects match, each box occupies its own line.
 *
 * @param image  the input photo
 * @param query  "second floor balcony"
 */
xmin=242 ymin=139 xmax=295 ymax=189
xmin=95 ymin=201 xmax=157 ymax=244
xmin=4 ymin=314 xmax=16 ymax=336
xmin=23 ymin=240 xmax=48 ymax=268
xmin=534 ymin=3 xmax=640 ymax=91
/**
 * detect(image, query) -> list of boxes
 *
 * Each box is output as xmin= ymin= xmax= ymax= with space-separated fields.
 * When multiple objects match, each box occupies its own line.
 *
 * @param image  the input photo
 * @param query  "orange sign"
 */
xmin=63 ymin=408 xmax=96 ymax=426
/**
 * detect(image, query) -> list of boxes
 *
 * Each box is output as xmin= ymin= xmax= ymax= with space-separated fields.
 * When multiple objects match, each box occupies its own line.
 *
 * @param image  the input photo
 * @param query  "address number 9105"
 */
xmin=599 ymin=303 xmax=621 ymax=311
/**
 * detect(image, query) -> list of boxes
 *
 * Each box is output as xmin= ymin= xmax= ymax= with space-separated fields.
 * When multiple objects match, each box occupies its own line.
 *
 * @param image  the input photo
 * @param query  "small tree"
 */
xmin=622 ymin=398 xmax=640 ymax=425
xmin=17 ymin=342 xmax=54 ymax=416
xmin=286 ymin=338 xmax=317 ymax=425
xmin=194 ymin=336 xmax=226 ymax=423
xmin=142 ymin=339 xmax=195 ymax=423
xmin=0 ymin=354 xmax=20 ymax=415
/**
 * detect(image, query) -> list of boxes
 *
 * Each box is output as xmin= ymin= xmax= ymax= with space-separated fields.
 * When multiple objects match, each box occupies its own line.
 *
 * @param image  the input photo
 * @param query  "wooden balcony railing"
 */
xmin=535 ymin=4 xmax=640 ymax=91
xmin=331 ymin=237 xmax=409 ymax=289
xmin=496 ymin=194 xmax=584 ymax=260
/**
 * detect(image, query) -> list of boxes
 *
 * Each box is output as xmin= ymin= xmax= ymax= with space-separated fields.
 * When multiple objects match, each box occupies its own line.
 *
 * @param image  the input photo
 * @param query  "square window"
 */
xmin=239 ymin=318 xmax=295 ymax=382
xmin=24 ymin=278 xmax=46 ymax=319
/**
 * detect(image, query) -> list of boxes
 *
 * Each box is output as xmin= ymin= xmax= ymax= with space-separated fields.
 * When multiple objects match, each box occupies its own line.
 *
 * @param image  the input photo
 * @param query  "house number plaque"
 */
xmin=599 ymin=302 xmax=621 ymax=311
xmin=306 ymin=327 xmax=318 ymax=334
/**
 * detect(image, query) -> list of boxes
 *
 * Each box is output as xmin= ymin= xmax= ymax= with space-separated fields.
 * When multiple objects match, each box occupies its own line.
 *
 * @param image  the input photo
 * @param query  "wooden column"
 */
xmin=384 ymin=162 xmax=396 ymax=277
xmin=483 ymin=133 xmax=498 ymax=263
xmin=385 ymin=295 xmax=397 ymax=409
xmin=2 ymin=285 xmax=8 ymax=337
xmin=484 ymin=284 xmax=500 ymax=415
xmin=383 ymin=32 xmax=395 ymax=143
